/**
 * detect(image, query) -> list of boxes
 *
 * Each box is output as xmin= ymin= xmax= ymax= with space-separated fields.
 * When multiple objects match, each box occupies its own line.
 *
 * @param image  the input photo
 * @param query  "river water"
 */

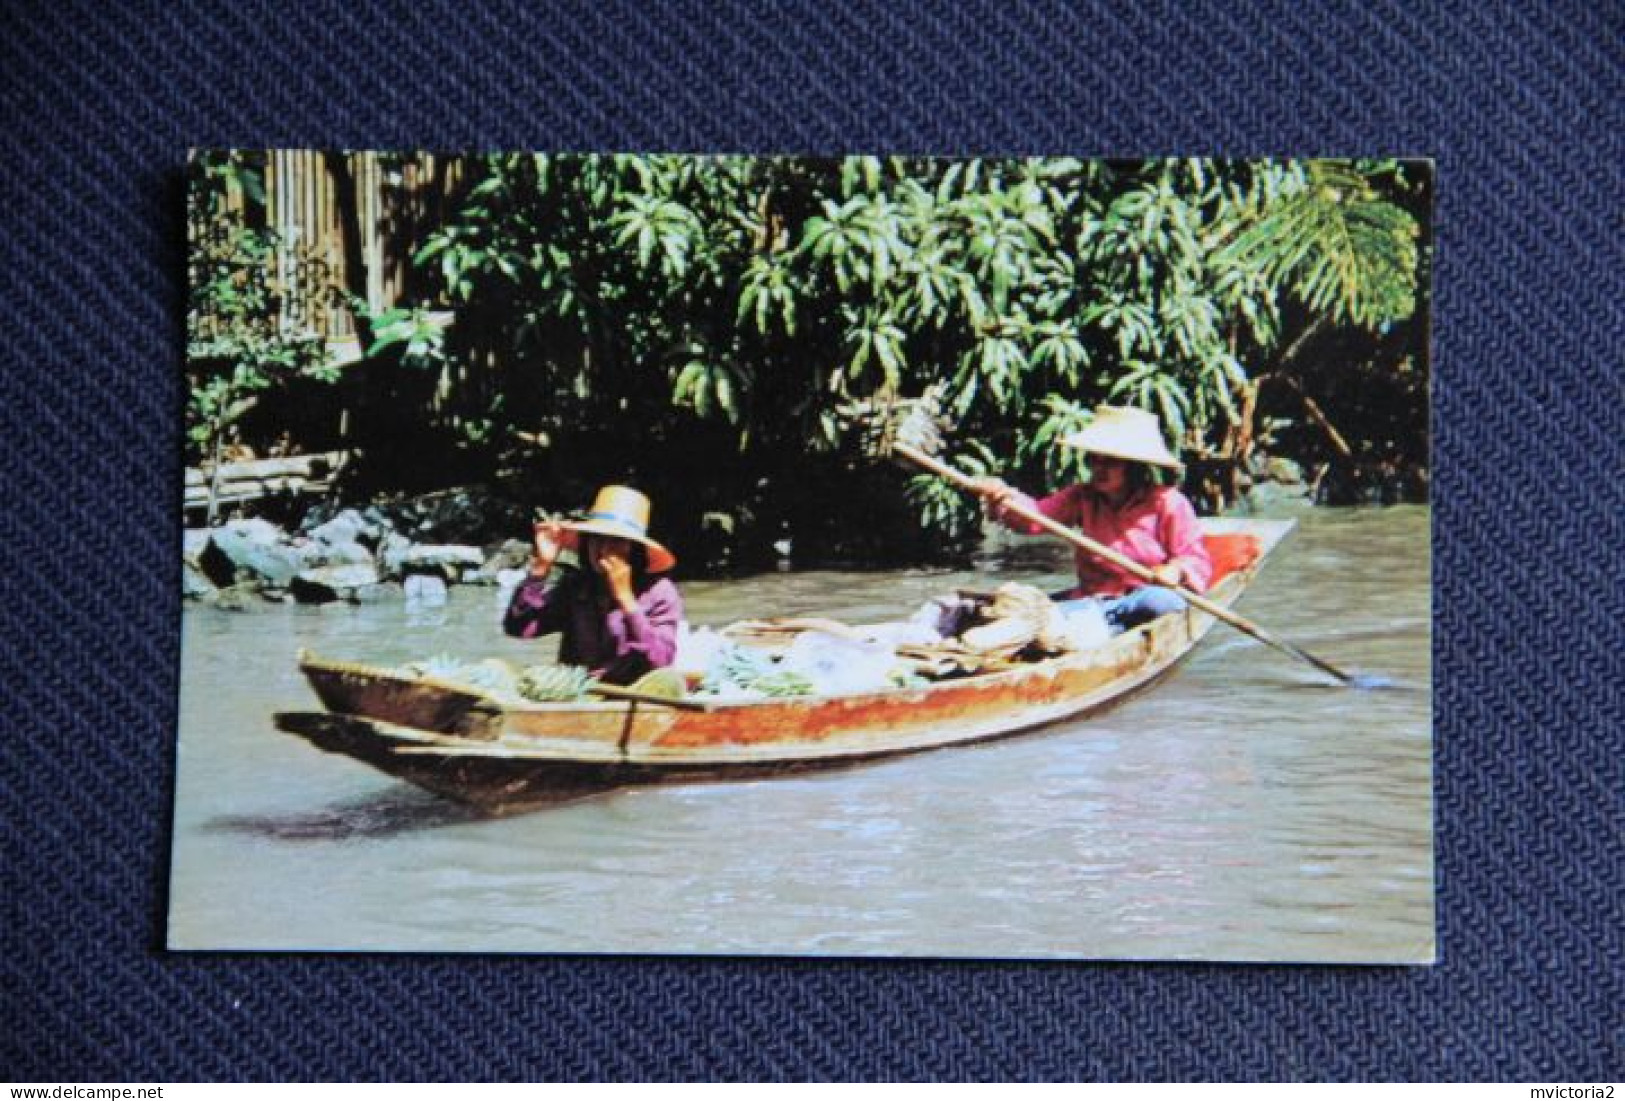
xmin=168 ymin=504 xmax=1432 ymax=962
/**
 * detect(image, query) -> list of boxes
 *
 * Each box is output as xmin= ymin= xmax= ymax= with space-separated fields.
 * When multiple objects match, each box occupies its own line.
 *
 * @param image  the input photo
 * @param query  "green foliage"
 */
xmin=360 ymin=303 xmax=450 ymax=366
xmin=192 ymin=150 xmax=1429 ymax=555
xmin=905 ymin=438 xmax=1000 ymax=541
xmin=1220 ymin=160 xmax=1420 ymax=328
xmin=409 ymin=154 xmax=1426 ymax=545
xmin=185 ymin=151 xmax=334 ymax=465
xmin=1021 ymin=395 xmax=1095 ymax=487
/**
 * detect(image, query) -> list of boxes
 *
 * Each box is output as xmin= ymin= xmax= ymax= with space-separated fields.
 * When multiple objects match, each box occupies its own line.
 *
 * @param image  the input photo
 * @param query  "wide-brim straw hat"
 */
xmin=1061 ymin=405 xmax=1182 ymax=470
xmin=563 ymin=485 xmax=676 ymax=573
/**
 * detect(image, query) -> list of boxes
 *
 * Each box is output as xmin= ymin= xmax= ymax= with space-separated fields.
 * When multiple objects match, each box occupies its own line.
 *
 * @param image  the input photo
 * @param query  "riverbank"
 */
xmin=181 ymin=449 xmax=1376 ymax=609
xmin=183 ymin=486 xmax=533 ymax=610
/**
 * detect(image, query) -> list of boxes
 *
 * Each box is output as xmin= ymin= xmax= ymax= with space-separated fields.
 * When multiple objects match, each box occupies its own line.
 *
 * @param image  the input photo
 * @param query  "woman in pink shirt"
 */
xmin=972 ymin=406 xmax=1212 ymax=634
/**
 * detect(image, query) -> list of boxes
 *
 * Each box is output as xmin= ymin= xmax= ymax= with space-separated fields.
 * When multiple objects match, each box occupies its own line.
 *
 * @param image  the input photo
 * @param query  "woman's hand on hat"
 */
xmin=531 ymin=520 xmax=571 ymax=576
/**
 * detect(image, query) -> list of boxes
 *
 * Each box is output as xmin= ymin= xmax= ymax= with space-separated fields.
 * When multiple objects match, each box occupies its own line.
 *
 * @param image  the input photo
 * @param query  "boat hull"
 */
xmin=276 ymin=518 xmax=1294 ymax=813
xmin=276 ymin=642 xmax=1200 ymax=813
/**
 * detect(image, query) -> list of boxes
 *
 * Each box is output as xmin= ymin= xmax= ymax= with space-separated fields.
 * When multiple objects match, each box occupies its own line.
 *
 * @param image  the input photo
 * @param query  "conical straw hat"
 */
xmin=562 ymin=485 xmax=676 ymax=573
xmin=1060 ymin=406 xmax=1182 ymax=469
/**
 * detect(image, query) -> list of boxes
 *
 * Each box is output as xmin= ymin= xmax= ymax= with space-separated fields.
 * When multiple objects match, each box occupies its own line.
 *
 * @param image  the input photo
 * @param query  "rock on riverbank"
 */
xmin=184 ymin=489 xmax=531 ymax=609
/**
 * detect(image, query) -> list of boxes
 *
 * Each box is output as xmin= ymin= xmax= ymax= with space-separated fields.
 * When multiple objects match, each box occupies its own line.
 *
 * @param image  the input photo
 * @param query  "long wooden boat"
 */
xmin=276 ymin=518 xmax=1294 ymax=813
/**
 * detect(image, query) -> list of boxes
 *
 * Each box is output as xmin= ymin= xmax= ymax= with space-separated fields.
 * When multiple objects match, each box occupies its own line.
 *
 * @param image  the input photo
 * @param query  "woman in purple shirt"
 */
xmin=502 ymin=485 xmax=684 ymax=686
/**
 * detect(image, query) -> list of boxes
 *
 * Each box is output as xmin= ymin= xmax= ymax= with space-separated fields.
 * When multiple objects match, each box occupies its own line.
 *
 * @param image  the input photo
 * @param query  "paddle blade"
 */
xmin=1348 ymin=672 xmax=1402 ymax=691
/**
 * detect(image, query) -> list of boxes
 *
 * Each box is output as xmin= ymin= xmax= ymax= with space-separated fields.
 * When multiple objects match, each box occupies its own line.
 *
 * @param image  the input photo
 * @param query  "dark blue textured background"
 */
xmin=2 ymin=0 xmax=1621 ymax=1081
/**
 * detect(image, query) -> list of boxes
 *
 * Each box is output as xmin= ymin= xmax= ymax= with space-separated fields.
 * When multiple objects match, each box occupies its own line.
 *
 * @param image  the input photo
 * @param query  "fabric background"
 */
xmin=2 ymin=0 xmax=1620 ymax=1082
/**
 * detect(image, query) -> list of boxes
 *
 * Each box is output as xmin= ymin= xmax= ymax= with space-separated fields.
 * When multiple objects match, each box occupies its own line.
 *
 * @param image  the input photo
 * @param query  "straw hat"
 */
xmin=563 ymin=485 xmax=676 ymax=573
xmin=1061 ymin=405 xmax=1182 ymax=470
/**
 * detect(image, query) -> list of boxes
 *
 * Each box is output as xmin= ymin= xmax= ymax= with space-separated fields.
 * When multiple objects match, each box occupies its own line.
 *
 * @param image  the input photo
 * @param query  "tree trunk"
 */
xmin=1275 ymin=314 xmax=1328 ymax=373
xmin=206 ymin=406 xmax=226 ymax=526
xmin=1227 ymin=377 xmax=1260 ymax=502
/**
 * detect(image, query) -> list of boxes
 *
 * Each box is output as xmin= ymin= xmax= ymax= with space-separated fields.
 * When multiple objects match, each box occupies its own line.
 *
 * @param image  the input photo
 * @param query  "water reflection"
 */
xmin=168 ymin=505 xmax=1433 ymax=962
xmin=207 ymin=788 xmax=485 ymax=841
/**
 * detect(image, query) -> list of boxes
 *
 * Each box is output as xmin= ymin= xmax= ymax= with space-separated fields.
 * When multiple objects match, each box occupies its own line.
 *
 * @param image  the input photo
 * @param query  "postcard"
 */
xmin=169 ymin=150 xmax=1433 ymax=961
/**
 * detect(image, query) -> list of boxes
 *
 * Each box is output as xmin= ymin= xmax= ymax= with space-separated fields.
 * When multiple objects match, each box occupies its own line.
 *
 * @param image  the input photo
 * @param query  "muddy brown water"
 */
xmin=168 ymin=503 xmax=1432 ymax=961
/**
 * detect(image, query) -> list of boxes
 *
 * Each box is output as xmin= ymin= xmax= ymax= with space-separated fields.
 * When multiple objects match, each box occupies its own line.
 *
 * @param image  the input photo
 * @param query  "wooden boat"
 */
xmin=276 ymin=517 xmax=1294 ymax=814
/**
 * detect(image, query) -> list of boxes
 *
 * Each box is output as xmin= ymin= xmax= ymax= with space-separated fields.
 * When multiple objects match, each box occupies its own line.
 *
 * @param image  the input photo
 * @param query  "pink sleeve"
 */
xmin=995 ymin=486 xmax=1077 ymax=536
xmin=1158 ymin=490 xmax=1213 ymax=593
xmin=620 ymin=579 xmax=684 ymax=669
xmin=502 ymin=574 xmax=568 ymax=638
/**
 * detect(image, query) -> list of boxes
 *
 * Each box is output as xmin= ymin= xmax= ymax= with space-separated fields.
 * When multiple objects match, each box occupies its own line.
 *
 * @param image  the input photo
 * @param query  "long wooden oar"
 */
xmin=892 ymin=440 xmax=1360 ymax=686
xmin=588 ymin=682 xmax=712 ymax=711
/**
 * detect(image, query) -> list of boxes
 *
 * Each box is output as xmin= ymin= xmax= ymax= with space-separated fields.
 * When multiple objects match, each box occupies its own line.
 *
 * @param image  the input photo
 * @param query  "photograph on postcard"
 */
xmin=169 ymin=151 xmax=1433 ymax=961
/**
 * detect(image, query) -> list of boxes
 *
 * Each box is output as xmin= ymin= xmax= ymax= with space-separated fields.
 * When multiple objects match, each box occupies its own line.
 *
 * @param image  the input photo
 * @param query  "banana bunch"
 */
xmin=696 ymin=643 xmax=819 ymax=698
xmin=745 ymin=669 xmax=817 ymax=697
xmin=517 ymin=663 xmax=596 ymax=703
xmin=401 ymin=655 xmax=523 ymax=696
xmin=400 ymin=653 xmax=467 ymax=680
xmin=396 ymin=654 xmax=598 ymax=703
xmin=698 ymin=644 xmax=773 ymax=695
